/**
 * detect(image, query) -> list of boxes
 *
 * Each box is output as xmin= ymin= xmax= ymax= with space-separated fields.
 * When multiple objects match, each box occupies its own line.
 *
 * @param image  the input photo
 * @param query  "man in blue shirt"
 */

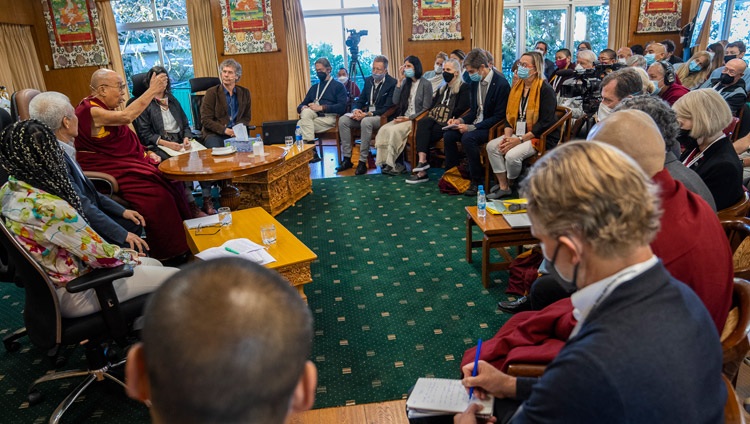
xmin=201 ymin=59 xmax=252 ymax=148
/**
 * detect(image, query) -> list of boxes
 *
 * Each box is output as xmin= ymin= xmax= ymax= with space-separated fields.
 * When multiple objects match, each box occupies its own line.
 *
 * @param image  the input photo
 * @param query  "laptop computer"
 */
xmin=261 ymin=120 xmax=298 ymax=145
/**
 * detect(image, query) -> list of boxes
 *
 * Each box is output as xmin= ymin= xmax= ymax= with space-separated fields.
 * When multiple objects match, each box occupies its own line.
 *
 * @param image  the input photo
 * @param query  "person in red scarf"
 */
xmin=74 ymin=69 xmax=190 ymax=262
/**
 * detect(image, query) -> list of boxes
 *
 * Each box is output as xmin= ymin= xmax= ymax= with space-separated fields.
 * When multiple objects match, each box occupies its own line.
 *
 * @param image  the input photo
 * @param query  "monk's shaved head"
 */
xmin=587 ymin=109 xmax=665 ymax=177
xmin=90 ymin=68 xmax=118 ymax=89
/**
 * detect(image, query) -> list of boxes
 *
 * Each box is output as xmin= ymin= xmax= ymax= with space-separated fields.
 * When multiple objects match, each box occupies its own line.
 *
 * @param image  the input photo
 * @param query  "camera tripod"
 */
xmin=348 ymin=50 xmax=366 ymax=89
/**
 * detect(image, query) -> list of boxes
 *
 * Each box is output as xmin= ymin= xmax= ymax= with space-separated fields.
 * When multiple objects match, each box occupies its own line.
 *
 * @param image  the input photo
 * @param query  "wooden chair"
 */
xmin=10 ymin=88 xmax=40 ymax=121
xmin=722 ymin=218 xmax=750 ymax=280
xmin=339 ymin=104 xmax=398 ymax=165
xmin=724 ymin=117 xmax=741 ymax=141
xmin=718 ymin=192 xmax=750 ymax=221
xmin=720 ymin=278 xmax=750 ymax=386
xmin=505 ymin=363 xmax=546 ymax=378
xmin=723 ymin=374 xmax=747 ymax=424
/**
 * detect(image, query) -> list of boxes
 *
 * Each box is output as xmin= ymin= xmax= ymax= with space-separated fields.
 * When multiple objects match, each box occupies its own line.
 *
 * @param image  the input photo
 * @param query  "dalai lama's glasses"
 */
xmin=98 ymin=83 xmax=128 ymax=92
xmin=195 ymin=223 xmax=221 ymax=236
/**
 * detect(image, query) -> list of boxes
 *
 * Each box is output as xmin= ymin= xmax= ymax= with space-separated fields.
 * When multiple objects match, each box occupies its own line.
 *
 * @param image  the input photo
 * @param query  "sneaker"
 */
xmin=310 ymin=150 xmax=321 ymax=163
xmin=405 ymin=173 xmax=429 ymax=184
xmin=487 ymin=187 xmax=513 ymax=200
xmin=355 ymin=161 xmax=368 ymax=175
xmin=463 ymin=184 xmax=478 ymax=197
xmin=412 ymin=162 xmax=430 ymax=172
xmin=489 ymin=184 xmax=500 ymax=193
xmin=336 ymin=158 xmax=353 ymax=172
xmin=393 ymin=162 xmax=407 ymax=174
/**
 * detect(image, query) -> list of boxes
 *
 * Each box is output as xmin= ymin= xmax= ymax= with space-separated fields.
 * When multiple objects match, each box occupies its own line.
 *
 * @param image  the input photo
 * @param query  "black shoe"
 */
xmin=497 ymin=296 xmax=531 ymax=314
xmin=310 ymin=151 xmax=321 ymax=163
xmin=463 ymin=184 xmax=478 ymax=197
xmin=336 ymin=158 xmax=353 ymax=172
xmin=355 ymin=161 xmax=367 ymax=175
xmin=413 ymin=162 xmax=431 ymax=172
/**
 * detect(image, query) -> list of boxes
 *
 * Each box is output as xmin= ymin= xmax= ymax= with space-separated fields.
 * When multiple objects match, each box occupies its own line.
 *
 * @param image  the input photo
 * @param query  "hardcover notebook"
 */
xmin=406 ymin=378 xmax=494 ymax=418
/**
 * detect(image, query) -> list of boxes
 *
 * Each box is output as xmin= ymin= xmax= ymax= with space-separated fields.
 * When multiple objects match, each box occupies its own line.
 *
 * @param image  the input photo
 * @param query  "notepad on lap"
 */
xmin=406 ymin=378 xmax=493 ymax=418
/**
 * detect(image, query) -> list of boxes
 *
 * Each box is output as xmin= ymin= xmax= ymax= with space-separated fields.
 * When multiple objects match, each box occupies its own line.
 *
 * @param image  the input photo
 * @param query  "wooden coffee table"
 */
xmin=185 ymin=207 xmax=317 ymax=301
xmin=465 ymin=206 xmax=538 ymax=288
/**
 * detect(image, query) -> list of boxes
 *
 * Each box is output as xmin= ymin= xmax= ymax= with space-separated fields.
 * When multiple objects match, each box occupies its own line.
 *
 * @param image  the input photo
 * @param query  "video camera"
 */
xmin=345 ymin=29 xmax=368 ymax=59
xmin=560 ymin=62 xmax=626 ymax=114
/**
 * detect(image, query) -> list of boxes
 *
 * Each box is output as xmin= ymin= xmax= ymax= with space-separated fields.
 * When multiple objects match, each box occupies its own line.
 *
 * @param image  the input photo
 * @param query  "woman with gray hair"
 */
xmin=448 ymin=141 xmax=724 ymax=424
xmin=674 ymin=88 xmax=743 ymax=210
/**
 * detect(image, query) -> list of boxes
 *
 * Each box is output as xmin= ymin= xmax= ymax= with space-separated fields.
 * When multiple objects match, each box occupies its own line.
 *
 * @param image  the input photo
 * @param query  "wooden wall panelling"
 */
xmin=210 ymin=0 xmax=290 ymax=126
xmin=401 ymin=0 xmax=472 ymax=71
xmin=0 ymin=0 xmax=35 ymax=26
xmin=628 ymin=0 xmax=694 ymax=57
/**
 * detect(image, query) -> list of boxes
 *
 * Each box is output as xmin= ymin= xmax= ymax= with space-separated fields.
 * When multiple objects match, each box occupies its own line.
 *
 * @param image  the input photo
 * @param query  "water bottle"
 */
xmin=477 ymin=185 xmax=487 ymax=218
xmin=295 ymin=126 xmax=303 ymax=149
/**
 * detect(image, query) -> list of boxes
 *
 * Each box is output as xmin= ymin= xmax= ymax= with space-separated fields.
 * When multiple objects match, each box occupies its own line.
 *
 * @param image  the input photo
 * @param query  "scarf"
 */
xmin=506 ymin=77 xmax=542 ymax=135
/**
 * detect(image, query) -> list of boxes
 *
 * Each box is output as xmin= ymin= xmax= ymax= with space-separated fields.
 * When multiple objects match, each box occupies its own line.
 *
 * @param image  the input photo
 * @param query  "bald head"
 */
xmin=646 ymin=43 xmax=667 ymax=61
xmin=587 ymin=110 xmax=665 ymax=177
xmin=90 ymin=68 xmax=118 ymax=89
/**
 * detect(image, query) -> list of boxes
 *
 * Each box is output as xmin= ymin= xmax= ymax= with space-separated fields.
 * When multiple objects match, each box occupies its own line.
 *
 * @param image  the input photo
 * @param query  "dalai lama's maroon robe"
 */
xmin=75 ymin=96 xmax=189 ymax=260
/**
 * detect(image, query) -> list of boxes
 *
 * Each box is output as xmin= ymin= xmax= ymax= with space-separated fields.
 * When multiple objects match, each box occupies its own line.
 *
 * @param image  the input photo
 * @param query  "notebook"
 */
xmin=503 ymin=213 xmax=532 ymax=228
xmin=406 ymin=378 xmax=493 ymax=418
xmin=261 ymin=120 xmax=298 ymax=145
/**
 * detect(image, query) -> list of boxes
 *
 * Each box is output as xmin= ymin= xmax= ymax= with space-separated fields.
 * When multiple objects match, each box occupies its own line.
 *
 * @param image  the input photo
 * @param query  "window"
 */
xmin=710 ymin=0 xmax=750 ymax=62
xmin=113 ymin=0 xmax=194 ymax=124
xmin=301 ymin=1 xmax=380 ymax=87
xmin=502 ymin=0 xmax=609 ymax=75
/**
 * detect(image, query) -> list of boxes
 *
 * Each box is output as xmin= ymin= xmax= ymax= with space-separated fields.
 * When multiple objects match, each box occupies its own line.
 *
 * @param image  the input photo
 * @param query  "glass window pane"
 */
xmin=574 ymin=5 xmax=609 ymax=54
xmin=158 ymin=26 xmax=194 ymax=85
xmin=155 ymin=0 xmax=187 ymax=20
xmin=526 ymin=9 xmax=567 ymax=57
xmin=305 ymin=16 xmax=345 ymax=83
xmin=729 ymin=0 xmax=750 ymax=62
xmin=301 ymin=0 xmax=341 ymax=11
xmin=343 ymin=0 xmax=377 ymax=7
xmin=113 ymin=0 xmax=155 ymax=24
xmin=709 ymin=0 xmax=727 ymax=44
xmin=119 ymin=29 xmax=160 ymax=85
xmin=502 ymin=8 xmax=518 ymax=81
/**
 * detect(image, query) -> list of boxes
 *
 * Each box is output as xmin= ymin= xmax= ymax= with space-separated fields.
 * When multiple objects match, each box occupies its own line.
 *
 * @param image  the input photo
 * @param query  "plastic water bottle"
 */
xmin=295 ymin=126 xmax=303 ymax=149
xmin=477 ymin=185 xmax=487 ymax=218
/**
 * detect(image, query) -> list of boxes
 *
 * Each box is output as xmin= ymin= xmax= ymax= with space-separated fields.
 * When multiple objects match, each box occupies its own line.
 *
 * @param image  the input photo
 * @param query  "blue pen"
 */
xmin=468 ymin=338 xmax=482 ymax=400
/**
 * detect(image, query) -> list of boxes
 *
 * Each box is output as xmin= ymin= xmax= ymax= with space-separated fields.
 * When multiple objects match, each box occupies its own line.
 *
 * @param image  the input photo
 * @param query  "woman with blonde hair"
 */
xmin=675 ymin=88 xmax=743 ymax=210
xmin=485 ymin=51 xmax=558 ymax=199
xmin=675 ymin=51 xmax=713 ymax=89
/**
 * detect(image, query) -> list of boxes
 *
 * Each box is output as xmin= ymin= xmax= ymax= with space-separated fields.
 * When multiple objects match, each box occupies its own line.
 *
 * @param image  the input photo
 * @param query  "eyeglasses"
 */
xmin=724 ymin=69 xmax=740 ymax=77
xmin=99 ymin=83 xmax=127 ymax=91
xmin=195 ymin=223 xmax=221 ymax=236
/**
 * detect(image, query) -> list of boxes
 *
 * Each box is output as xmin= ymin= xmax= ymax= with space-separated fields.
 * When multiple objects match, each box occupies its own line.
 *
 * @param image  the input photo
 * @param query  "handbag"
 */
xmin=427 ymin=87 xmax=453 ymax=126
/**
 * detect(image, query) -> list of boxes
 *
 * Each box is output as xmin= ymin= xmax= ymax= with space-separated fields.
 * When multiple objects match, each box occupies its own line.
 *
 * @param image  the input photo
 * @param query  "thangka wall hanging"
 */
xmin=636 ymin=0 xmax=683 ymax=33
xmin=411 ymin=0 xmax=462 ymax=41
xmin=220 ymin=0 xmax=278 ymax=54
xmin=42 ymin=0 xmax=109 ymax=69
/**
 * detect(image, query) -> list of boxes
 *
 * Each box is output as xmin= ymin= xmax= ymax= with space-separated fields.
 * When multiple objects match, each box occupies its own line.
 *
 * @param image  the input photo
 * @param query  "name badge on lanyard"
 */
xmin=515 ymin=121 xmax=526 ymax=135
xmin=516 ymin=94 xmax=529 ymax=136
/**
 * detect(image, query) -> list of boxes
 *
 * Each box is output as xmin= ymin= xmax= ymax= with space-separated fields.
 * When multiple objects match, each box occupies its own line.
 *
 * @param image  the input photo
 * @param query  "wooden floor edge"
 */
xmin=286 ymin=399 xmax=409 ymax=424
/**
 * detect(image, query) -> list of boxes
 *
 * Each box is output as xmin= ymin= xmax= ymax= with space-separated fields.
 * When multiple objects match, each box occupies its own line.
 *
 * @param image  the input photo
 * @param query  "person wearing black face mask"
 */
xmin=296 ymin=57 xmax=348 ymax=162
xmin=704 ymin=58 xmax=748 ymax=116
xmin=405 ymin=58 xmax=470 ymax=184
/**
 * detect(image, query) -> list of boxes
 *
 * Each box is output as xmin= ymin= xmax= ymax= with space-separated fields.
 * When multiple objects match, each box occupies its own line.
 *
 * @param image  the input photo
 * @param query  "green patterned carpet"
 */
xmin=0 ymin=170 xmax=515 ymax=422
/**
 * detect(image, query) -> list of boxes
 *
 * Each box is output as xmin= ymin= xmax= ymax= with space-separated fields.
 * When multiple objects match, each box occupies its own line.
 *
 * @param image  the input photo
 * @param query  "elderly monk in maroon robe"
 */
xmin=75 ymin=69 xmax=190 ymax=261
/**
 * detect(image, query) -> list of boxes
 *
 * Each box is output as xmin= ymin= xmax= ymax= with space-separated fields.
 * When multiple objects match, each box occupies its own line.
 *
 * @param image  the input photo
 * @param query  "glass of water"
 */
xmin=284 ymin=136 xmax=294 ymax=150
xmin=260 ymin=223 xmax=277 ymax=246
xmin=218 ymin=207 xmax=232 ymax=226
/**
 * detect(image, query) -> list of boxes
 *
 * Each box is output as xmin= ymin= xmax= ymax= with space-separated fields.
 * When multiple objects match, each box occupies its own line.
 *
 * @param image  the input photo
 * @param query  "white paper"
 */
xmin=184 ymin=215 xmax=220 ymax=229
xmin=157 ymin=140 xmax=207 ymax=157
xmin=442 ymin=124 xmax=459 ymax=130
xmin=233 ymin=123 xmax=249 ymax=141
xmin=406 ymin=378 xmax=493 ymax=417
xmin=503 ymin=213 xmax=531 ymax=228
xmin=194 ymin=238 xmax=276 ymax=265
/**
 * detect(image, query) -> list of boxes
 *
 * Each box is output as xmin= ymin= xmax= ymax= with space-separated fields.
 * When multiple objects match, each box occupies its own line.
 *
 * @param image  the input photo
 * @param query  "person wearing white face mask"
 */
xmin=336 ymin=67 xmax=361 ymax=114
xmin=421 ymin=51 xmax=448 ymax=94
xmin=594 ymin=68 xmax=643 ymax=122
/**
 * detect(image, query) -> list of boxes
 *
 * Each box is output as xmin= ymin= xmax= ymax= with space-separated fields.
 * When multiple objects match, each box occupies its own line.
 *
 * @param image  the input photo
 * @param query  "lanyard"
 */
xmin=315 ymin=77 xmax=333 ymax=104
xmin=519 ymin=91 xmax=530 ymax=121
xmin=682 ymin=135 xmax=723 ymax=168
xmin=477 ymin=82 xmax=486 ymax=111
xmin=370 ymin=82 xmax=382 ymax=106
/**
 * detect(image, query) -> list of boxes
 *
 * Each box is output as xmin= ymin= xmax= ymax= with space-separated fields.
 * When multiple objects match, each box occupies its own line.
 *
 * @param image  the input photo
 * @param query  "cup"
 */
xmin=218 ymin=207 xmax=232 ymax=226
xmin=260 ymin=223 xmax=277 ymax=246
xmin=285 ymin=136 xmax=294 ymax=150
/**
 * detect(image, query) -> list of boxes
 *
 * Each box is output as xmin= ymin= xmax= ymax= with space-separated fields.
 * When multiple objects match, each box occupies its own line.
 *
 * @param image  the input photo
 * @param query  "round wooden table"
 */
xmin=159 ymin=146 xmax=287 ymax=209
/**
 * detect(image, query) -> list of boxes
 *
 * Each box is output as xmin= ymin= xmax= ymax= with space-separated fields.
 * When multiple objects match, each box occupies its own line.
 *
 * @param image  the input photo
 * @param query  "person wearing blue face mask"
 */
xmin=701 ymin=41 xmax=750 ymax=92
xmin=675 ymin=51 xmax=712 ymax=90
xmin=443 ymin=48 xmax=510 ymax=196
xmin=644 ymin=42 xmax=667 ymax=67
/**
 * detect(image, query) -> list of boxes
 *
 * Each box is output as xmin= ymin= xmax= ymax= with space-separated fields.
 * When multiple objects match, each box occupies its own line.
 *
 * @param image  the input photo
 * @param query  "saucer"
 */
xmin=211 ymin=146 xmax=237 ymax=156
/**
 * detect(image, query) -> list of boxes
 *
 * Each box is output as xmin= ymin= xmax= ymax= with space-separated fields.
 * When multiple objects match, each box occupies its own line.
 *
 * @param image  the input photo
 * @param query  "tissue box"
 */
xmin=224 ymin=137 xmax=254 ymax=152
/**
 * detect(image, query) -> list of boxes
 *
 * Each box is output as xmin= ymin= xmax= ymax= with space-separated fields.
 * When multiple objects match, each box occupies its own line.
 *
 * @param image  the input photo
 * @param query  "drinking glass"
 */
xmin=260 ymin=224 xmax=277 ymax=246
xmin=285 ymin=136 xmax=294 ymax=150
xmin=218 ymin=207 xmax=232 ymax=226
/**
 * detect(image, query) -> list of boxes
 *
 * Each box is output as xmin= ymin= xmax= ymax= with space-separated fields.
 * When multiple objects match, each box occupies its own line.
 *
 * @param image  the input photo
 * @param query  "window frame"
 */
xmin=114 ymin=0 xmax=188 ymax=67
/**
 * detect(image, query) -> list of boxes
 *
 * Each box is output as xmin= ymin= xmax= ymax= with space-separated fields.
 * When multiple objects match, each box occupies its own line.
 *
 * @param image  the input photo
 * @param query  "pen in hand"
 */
xmin=468 ymin=338 xmax=482 ymax=400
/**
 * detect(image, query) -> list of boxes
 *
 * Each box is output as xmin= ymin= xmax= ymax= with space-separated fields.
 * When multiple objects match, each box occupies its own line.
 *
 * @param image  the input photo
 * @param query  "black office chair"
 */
xmin=125 ymin=72 xmax=149 ymax=107
xmin=0 ymin=222 xmax=149 ymax=424
xmin=189 ymin=77 xmax=220 ymax=134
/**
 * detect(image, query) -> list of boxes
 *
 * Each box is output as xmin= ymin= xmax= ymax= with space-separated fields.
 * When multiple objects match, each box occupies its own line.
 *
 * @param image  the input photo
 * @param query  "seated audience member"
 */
xmin=533 ymin=41 xmax=555 ymax=80
xmin=0 ymin=120 xmax=179 ymax=318
xmin=336 ymin=67 xmax=361 ymax=113
xmin=558 ymin=50 xmax=596 ymax=119
xmin=630 ymin=66 xmax=656 ymax=95
xmin=626 ymin=54 xmax=647 ymax=69
xmin=647 ymin=60 xmax=689 ymax=105
xmin=547 ymin=48 xmax=575 ymax=93
xmin=451 ymin=141 xmax=725 ymax=424
xmin=597 ymin=48 xmax=616 ymax=65
xmin=616 ymin=46 xmax=632 ymax=64
xmin=134 ymin=66 xmax=211 ymax=216
xmin=734 ymin=132 xmax=750 ymax=185
xmin=485 ymin=52 xmax=558 ymax=199
xmin=596 ymin=67 xmax=644 ymax=121
xmin=406 ymin=58 xmax=470 ymax=184
xmin=200 ymin=59 xmax=252 ymax=149
xmin=574 ymin=49 xmax=595 ymax=71
xmin=575 ymin=41 xmax=591 ymax=51
xmin=702 ymin=41 xmax=750 ymax=89
xmin=616 ymin=95 xmax=716 ymax=210
xmin=422 ymin=51 xmax=448 ymax=93
xmin=374 ymin=55 xmax=432 ymax=175
xmin=337 ymin=55 xmax=397 ymax=175
xmin=443 ymin=48 xmax=510 ymax=196
xmin=661 ymin=39 xmax=683 ymax=65
xmin=676 ymin=51 xmax=713 ymax=90
xmin=29 ymin=92 xmax=148 ymax=251
xmin=74 ymin=69 xmax=190 ymax=261
xmin=644 ymin=42 xmax=667 ymax=66
xmin=630 ymin=44 xmax=644 ymax=56
xmin=708 ymin=42 xmax=727 ymax=72
xmin=125 ymin=258 xmax=316 ymax=424
xmin=704 ymin=58 xmax=748 ymax=116
xmin=297 ymin=57 xmax=348 ymax=162
xmin=676 ymin=89 xmax=744 ymax=210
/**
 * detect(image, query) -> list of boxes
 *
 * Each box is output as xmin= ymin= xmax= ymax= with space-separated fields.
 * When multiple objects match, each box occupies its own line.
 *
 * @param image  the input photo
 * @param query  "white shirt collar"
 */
xmin=58 ymin=139 xmax=76 ymax=160
xmin=482 ymin=68 xmax=494 ymax=84
xmin=569 ymin=255 xmax=658 ymax=338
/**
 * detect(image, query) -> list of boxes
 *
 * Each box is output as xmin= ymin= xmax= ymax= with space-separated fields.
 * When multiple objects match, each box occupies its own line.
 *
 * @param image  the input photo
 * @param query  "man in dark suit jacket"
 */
xmin=337 ymin=55 xmax=398 ymax=174
xmin=535 ymin=41 xmax=556 ymax=80
xmin=200 ymin=59 xmax=252 ymax=148
xmin=444 ymin=49 xmax=510 ymax=195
